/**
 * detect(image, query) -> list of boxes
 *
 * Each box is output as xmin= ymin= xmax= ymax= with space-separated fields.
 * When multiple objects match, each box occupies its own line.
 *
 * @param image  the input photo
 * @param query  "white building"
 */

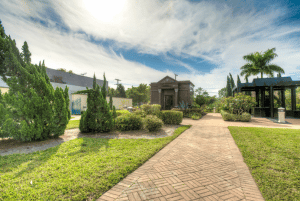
xmin=0 ymin=67 xmax=132 ymax=114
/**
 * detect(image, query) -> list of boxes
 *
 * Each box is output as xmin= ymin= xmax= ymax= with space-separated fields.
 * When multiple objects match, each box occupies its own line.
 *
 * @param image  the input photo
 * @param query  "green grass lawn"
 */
xmin=0 ymin=125 xmax=191 ymax=201
xmin=228 ymin=126 xmax=300 ymax=200
xmin=66 ymin=120 xmax=80 ymax=130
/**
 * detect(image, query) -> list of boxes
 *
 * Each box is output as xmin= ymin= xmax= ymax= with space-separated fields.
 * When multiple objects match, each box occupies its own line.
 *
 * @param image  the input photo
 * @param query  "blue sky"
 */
xmin=1 ymin=0 xmax=300 ymax=97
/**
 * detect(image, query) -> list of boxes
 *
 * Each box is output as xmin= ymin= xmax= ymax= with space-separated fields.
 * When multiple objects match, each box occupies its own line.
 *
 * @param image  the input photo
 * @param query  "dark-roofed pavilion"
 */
xmin=232 ymin=76 xmax=300 ymax=118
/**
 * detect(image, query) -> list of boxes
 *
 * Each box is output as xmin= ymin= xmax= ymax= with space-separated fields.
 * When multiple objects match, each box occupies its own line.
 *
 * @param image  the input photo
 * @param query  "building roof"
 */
xmin=0 ymin=76 xmax=9 ymax=88
xmin=0 ymin=69 xmax=108 ymax=90
xmin=45 ymin=67 xmax=108 ymax=89
xmin=153 ymin=76 xmax=195 ymax=86
xmin=232 ymin=77 xmax=300 ymax=92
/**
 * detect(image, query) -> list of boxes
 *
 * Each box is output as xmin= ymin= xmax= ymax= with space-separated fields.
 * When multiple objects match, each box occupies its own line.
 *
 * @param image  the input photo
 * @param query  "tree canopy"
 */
xmin=115 ymin=83 xmax=126 ymax=98
xmin=240 ymin=48 xmax=285 ymax=79
xmin=0 ymin=21 xmax=70 ymax=141
xmin=126 ymin=84 xmax=150 ymax=106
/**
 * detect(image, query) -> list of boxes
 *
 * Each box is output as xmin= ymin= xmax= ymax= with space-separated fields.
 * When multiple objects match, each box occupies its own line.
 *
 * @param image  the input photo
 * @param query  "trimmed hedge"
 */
xmin=140 ymin=104 xmax=161 ymax=116
xmin=144 ymin=115 xmax=164 ymax=132
xmin=132 ymin=110 xmax=146 ymax=118
xmin=159 ymin=111 xmax=183 ymax=125
xmin=171 ymin=108 xmax=205 ymax=118
xmin=116 ymin=110 xmax=130 ymax=117
xmin=221 ymin=110 xmax=251 ymax=122
xmin=115 ymin=113 xmax=143 ymax=131
xmin=191 ymin=113 xmax=202 ymax=120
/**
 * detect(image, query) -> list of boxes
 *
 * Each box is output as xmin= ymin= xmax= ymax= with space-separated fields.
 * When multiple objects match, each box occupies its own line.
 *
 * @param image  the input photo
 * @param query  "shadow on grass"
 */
xmin=0 ymin=143 xmax=62 ymax=178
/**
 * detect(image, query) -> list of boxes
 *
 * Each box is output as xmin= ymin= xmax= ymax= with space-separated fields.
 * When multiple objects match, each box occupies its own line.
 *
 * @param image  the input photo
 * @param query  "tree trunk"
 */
xmin=261 ymin=72 xmax=263 ymax=78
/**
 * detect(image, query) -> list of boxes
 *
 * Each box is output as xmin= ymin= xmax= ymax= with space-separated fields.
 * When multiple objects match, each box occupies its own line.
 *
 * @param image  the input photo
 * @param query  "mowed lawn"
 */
xmin=0 ymin=125 xmax=191 ymax=200
xmin=228 ymin=126 xmax=300 ymax=201
xmin=66 ymin=120 xmax=80 ymax=130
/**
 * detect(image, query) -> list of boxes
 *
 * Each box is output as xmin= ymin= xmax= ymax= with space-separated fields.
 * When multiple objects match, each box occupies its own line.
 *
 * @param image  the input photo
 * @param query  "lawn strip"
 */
xmin=66 ymin=120 xmax=80 ymax=130
xmin=228 ymin=126 xmax=300 ymax=200
xmin=0 ymin=125 xmax=191 ymax=201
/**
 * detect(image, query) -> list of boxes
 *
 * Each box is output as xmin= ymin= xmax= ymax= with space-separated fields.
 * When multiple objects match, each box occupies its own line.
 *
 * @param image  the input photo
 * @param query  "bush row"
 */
xmin=111 ymin=104 xmax=183 ymax=132
xmin=220 ymin=110 xmax=251 ymax=122
xmin=171 ymin=108 xmax=206 ymax=118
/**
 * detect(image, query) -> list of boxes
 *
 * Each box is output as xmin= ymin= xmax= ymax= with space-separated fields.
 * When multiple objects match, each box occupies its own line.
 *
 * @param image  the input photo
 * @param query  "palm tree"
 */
xmin=240 ymin=48 xmax=285 ymax=79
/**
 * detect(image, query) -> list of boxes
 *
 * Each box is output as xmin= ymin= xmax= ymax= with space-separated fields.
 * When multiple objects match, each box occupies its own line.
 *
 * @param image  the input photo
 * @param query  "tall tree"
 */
xmin=245 ymin=76 xmax=251 ymax=96
xmin=21 ymin=41 xmax=31 ymax=64
xmin=229 ymin=73 xmax=236 ymax=89
xmin=195 ymin=87 xmax=209 ymax=97
xmin=237 ymin=75 xmax=241 ymax=86
xmin=108 ymin=87 xmax=116 ymax=97
xmin=109 ymin=95 xmax=113 ymax=110
xmin=77 ymin=73 xmax=113 ymax=133
xmin=240 ymin=48 xmax=285 ymax=79
xmin=115 ymin=83 xmax=126 ymax=98
xmin=0 ymin=22 xmax=70 ymax=141
xmin=218 ymin=87 xmax=227 ymax=98
xmin=126 ymin=84 xmax=150 ymax=106
xmin=101 ymin=73 xmax=107 ymax=99
xmin=226 ymin=76 xmax=232 ymax=97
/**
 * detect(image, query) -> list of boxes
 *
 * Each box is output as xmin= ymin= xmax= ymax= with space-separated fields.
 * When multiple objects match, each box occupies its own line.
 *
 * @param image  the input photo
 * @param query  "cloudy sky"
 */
xmin=1 ymin=0 xmax=300 ymax=96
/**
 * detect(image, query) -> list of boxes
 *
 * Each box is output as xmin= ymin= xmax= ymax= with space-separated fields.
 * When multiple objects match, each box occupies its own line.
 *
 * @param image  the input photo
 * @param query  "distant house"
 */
xmin=0 ymin=67 xmax=108 ymax=114
xmin=150 ymin=76 xmax=194 ymax=110
xmin=0 ymin=68 xmax=133 ymax=114
xmin=0 ymin=77 xmax=9 ymax=94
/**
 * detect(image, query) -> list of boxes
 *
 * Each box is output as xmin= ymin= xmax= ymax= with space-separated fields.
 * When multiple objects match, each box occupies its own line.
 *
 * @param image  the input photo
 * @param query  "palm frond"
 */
xmin=268 ymin=64 xmax=285 ymax=74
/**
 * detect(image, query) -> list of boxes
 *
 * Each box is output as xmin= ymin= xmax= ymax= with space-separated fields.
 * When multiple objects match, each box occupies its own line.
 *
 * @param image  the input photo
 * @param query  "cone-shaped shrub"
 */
xmin=78 ymin=73 xmax=113 ymax=133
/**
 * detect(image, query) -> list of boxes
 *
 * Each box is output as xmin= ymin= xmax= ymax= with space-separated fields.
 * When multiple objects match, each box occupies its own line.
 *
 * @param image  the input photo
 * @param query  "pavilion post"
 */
xmin=255 ymin=88 xmax=259 ymax=107
xmin=291 ymin=86 xmax=296 ymax=112
xmin=261 ymin=88 xmax=265 ymax=107
xmin=281 ymin=88 xmax=286 ymax=108
xmin=270 ymin=86 xmax=274 ymax=117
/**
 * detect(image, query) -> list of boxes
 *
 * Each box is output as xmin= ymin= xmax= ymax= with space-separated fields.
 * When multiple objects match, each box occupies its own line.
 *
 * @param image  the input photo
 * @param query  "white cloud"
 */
xmin=1 ymin=0 xmax=300 ymax=96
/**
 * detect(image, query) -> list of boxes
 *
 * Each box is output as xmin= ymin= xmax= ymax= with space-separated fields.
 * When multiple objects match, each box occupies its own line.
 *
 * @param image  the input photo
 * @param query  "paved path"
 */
xmin=97 ymin=113 xmax=300 ymax=201
xmin=99 ymin=113 xmax=295 ymax=201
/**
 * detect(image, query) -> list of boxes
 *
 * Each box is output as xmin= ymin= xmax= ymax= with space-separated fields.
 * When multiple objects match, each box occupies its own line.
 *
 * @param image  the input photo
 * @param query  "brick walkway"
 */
xmin=96 ymin=113 xmax=280 ymax=201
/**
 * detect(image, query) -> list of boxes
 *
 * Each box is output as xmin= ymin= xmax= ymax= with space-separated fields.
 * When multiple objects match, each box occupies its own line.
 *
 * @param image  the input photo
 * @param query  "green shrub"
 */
xmin=140 ymin=104 xmax=161 ymax=116
xmin=144 ymin=115 xmax=163 ymax=132
xmin=221 ymin=93 xmax=256 ymax=115
xmin=221 ymin=110 xmax=251 ymax=122
xmin=132 ymin=110 xmax=146 ymax=118
xmin=115 ymin=113 xmax=143 ymax=131
xmin=78 ymin=74 xmax=113 ymax=133
xmin=112 ymin=106 xmax=117 ymax=119
xmin=172 ymin=108 xmax=205 ymax=118
xmin=160 ymin=111 xmax=183 ymax=125
xmin=240 ymin=112 xmax=251 ymax=122
xmin=140 ymin=104 xmax=152 ymax=114
xmin=116 ymin=110 xmax=130 ymax=116
xmin=191 ymin=114 xmax=201 ymax=120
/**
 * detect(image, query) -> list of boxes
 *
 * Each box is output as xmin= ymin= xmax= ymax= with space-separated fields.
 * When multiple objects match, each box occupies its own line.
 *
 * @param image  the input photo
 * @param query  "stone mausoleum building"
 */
xmin=150 ymin=76 xmax=194 ymax=110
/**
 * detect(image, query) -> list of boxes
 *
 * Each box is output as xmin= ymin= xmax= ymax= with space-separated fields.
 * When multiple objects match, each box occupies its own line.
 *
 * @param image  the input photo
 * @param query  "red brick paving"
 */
xmin=97 ymin=113 xmax=272 ymax=201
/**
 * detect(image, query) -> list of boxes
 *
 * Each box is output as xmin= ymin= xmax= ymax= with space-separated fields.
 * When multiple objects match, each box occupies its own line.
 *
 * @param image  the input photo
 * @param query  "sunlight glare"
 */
xmin=83 ymin=0 xmax=127 ymax=23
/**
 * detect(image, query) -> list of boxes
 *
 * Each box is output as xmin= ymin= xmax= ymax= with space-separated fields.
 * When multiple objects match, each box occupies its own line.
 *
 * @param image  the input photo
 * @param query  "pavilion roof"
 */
xmin=232 ymin=77 xmax=300 ymax=92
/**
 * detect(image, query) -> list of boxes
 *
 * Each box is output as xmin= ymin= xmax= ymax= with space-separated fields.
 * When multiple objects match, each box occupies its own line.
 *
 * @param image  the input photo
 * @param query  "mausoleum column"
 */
xmin=174 ymin=88 xmax=178 ymax=107
xmin=158 ymin=89 xmax=162 ymax=107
